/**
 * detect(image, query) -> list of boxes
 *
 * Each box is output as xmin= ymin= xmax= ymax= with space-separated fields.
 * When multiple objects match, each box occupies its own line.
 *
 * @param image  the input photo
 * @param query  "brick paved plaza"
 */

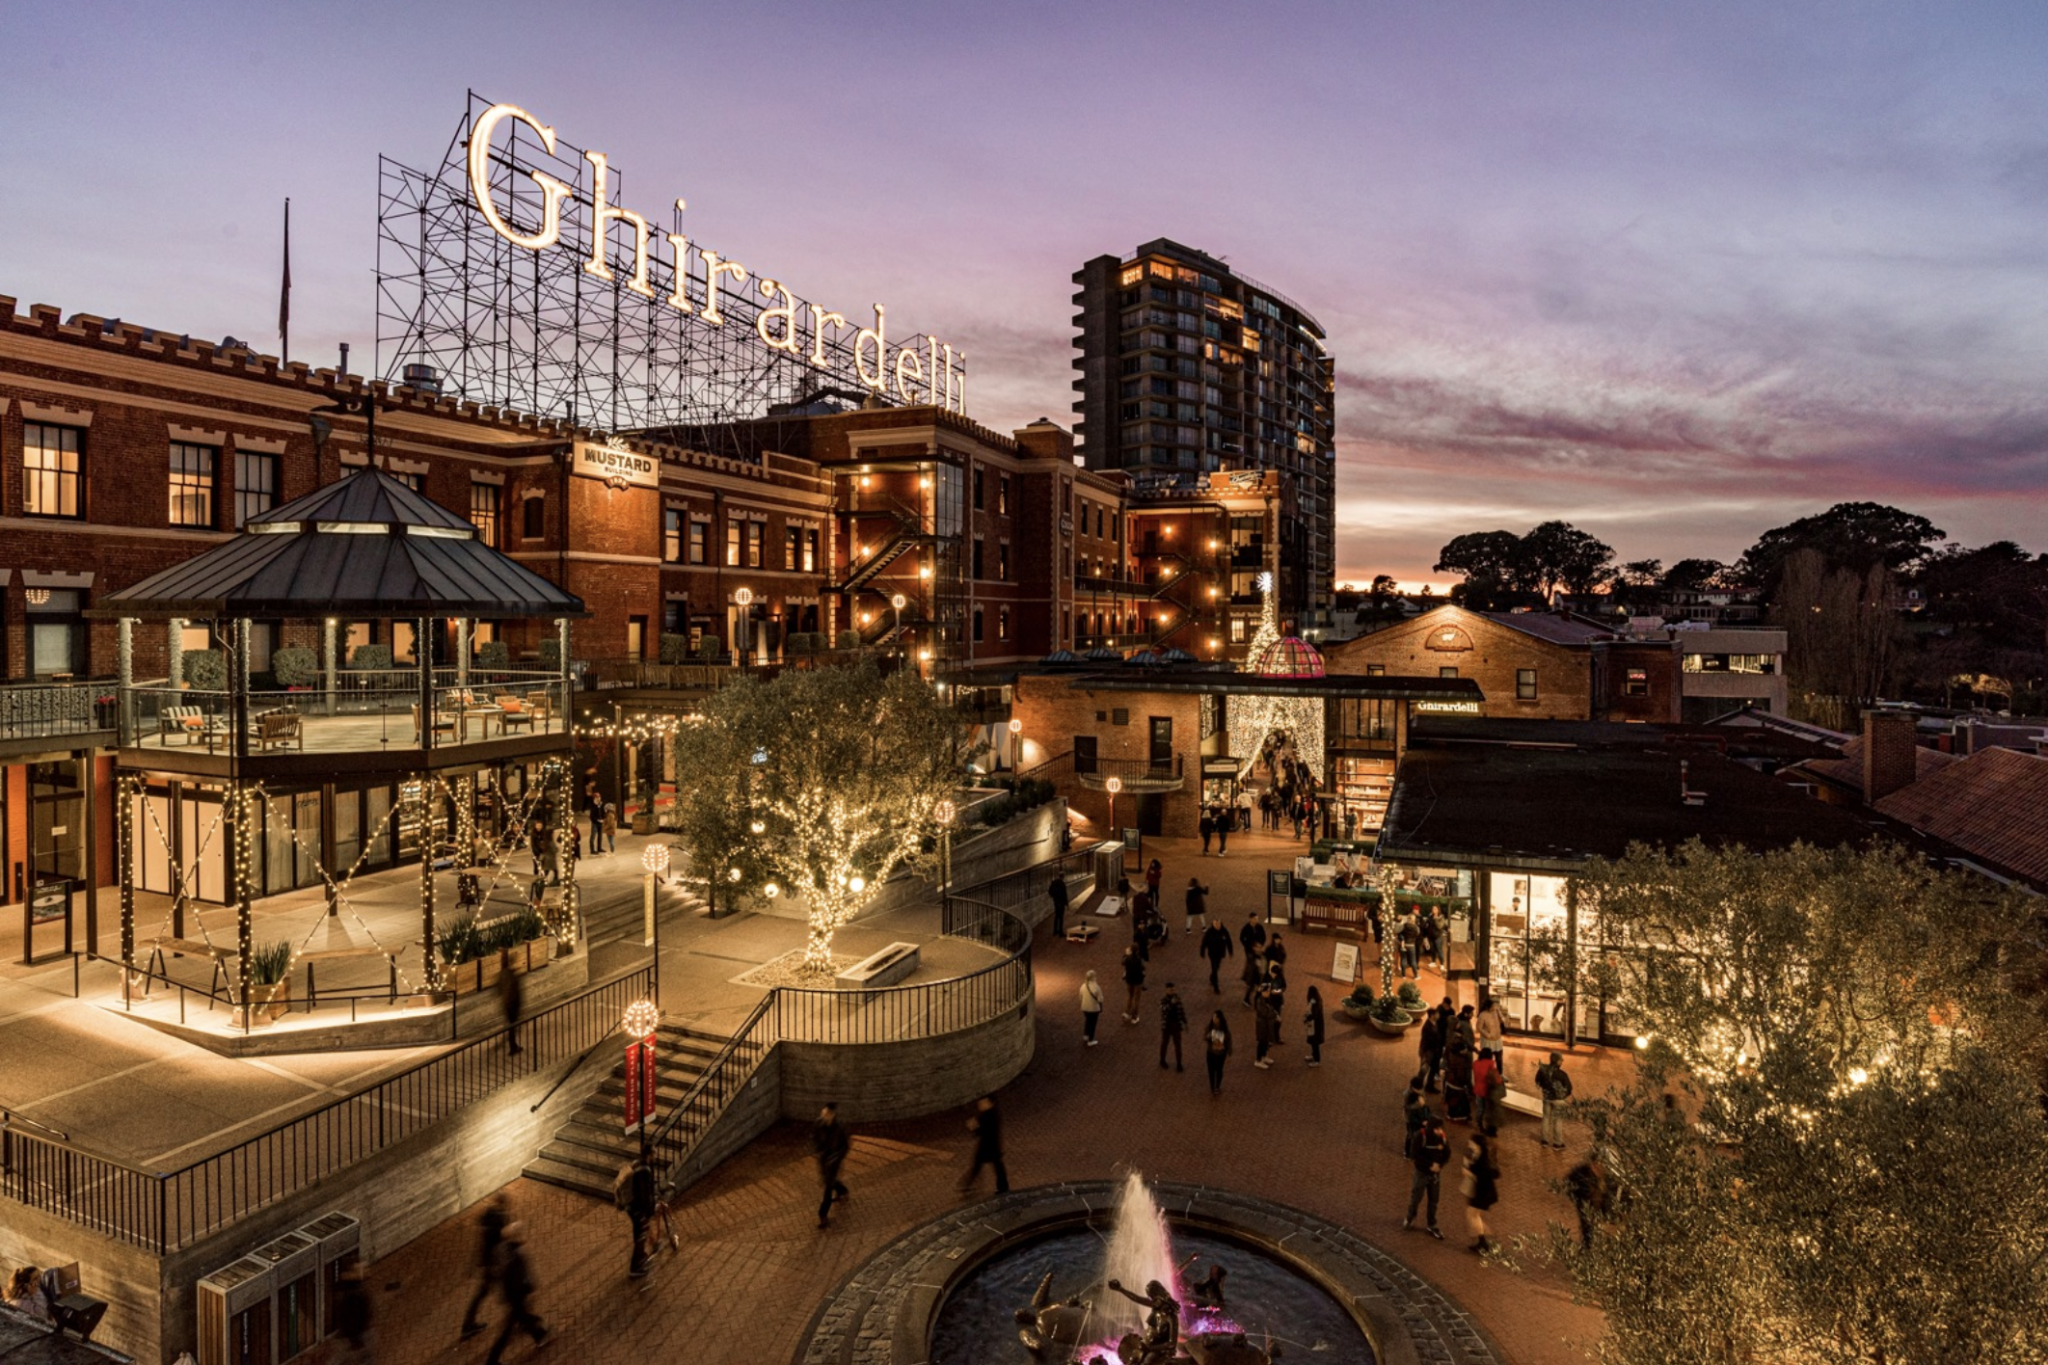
xmin=359 ymin=829 xmax=1612 ymax=1365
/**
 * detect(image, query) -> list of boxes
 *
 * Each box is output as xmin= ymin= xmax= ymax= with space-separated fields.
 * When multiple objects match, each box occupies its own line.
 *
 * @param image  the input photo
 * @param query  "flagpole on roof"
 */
xmin=278 ymin=197 xmax=292 ymax=364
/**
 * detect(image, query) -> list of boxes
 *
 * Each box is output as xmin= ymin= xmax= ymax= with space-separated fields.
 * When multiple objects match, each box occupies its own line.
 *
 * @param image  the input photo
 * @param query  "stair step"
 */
xmin=522 ymin=1155 xmax=615 ymax=1197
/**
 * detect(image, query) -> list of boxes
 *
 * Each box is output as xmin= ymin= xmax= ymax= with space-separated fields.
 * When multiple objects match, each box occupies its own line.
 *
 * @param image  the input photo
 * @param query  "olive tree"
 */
xmin=1550 ymin=841 xmax=2048 ymax=1365
xmin=669 ymin=662 xmax=972 ymax=972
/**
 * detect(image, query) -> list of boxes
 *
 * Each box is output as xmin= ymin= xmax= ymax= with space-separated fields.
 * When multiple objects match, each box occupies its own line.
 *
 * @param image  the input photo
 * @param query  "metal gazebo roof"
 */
xmin=94 ymin=467 xmax=588 ymax=621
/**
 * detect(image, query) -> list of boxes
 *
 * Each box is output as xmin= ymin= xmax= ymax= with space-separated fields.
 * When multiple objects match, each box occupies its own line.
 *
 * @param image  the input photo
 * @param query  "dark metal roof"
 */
xmin=1058 ymin=673 xmax=1487 ymax=701
xmin=94 ymin=468 xmax=587 ymax=621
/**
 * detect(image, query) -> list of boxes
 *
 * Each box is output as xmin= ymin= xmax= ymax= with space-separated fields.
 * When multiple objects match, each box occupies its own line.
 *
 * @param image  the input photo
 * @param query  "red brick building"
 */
xmin=1321 ymin=606 xmax=1681 ymax=723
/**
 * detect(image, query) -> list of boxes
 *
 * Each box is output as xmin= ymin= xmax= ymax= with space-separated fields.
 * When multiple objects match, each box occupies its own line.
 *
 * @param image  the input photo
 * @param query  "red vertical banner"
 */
xmin=624 ymin=1034 xmax=660 ymax=1134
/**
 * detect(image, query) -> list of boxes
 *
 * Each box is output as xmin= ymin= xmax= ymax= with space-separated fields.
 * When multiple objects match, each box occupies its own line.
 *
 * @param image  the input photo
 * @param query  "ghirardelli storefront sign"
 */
xmin=573 ymin=440 xmax=659 ymax=489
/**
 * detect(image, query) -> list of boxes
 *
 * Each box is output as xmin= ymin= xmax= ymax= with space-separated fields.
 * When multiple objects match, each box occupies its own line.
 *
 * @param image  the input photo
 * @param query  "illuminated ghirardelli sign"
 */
xmin=573 ymin=440 xmax=658 ymax=490
xmin=468 ymin=102 xmax=965 ymax=414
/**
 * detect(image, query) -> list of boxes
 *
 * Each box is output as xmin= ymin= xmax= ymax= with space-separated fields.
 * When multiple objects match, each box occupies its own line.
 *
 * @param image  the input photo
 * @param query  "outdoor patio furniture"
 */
xmin=412 ymin=703 xmax=456 ymax=742
xmin=495 ymin=694 xmax=534 ymax=731
xmin=525 ymin=690 xmax=553 ymax=725
xmin=254 ymin=708 xmax=303 ymax=751
xmin=159 ymin=704 xmax=225 ymax=746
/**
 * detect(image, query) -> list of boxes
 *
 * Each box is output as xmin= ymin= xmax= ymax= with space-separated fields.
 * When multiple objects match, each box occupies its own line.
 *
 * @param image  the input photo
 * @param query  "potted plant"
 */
xmin=1339 ymin=982 xmax=1378 ymax=1021
xmin=476 ymin=640 xmax=511 ymax=680
xmin=1396 ymin=980 xmax=1426 ymax=1013
xmin=437 ymin=914 xmax=487 ymax=992
xmin=1365 ymin=993 xmax=1414 ymax=1036
xmin=272 ymin=645 xmax=319 ymax=692
xmin=184 ymin=648 xmax=228 ymax=692
xmin=349 ymin=643 xmax=393 ymax=672
xmin=239 ymin=939 xmax=294 ymax=1025
xmin=509 ymin=906 xmax=552 ymax=971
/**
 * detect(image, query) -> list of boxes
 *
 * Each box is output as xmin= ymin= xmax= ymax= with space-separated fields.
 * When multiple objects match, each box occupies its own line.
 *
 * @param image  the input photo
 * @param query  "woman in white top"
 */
xmin=1079 ymin=970 xmax=1105 ymax=1047
xmin=4 ymin=1266 xmax=50 ymax=1322
xmin=1475 ymin=994 xmax=1505 ymax=1060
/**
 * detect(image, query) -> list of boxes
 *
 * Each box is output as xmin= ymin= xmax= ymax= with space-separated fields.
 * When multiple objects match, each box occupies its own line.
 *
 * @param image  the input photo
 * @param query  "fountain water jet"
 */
xmin=1099 ymin=1170 xmax=1181 ymax=1342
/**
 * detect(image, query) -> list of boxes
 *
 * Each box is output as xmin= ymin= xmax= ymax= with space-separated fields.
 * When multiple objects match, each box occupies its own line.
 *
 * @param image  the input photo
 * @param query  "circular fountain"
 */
xmin=795 ymin=1175 xmax=1502 ymax=1365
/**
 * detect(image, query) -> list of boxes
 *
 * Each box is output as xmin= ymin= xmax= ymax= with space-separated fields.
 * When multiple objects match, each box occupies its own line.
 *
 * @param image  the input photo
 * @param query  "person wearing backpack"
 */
xmin=1535 ymin=1051 xmax=1575 ymax=1148
xmin=616 ymin=1142 xmax=658 ymax=1276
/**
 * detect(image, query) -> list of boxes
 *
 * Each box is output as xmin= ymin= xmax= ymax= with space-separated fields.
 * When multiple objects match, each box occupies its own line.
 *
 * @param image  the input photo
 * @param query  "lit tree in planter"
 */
xmin=670 ymin=662 xmax=972 ymax=971
xmin=1543 ymin=841 xmax=2048 ymax=1364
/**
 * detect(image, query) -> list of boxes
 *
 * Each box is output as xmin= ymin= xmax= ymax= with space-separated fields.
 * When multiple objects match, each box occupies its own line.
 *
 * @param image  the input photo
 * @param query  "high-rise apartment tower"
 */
xmin=1072 ymin=239 xmax=1336 ymax=620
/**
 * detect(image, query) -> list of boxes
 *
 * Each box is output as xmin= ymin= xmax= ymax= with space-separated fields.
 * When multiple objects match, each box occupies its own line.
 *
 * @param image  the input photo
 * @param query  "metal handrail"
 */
xmin=1 ymin=1110 xmax=71 ymax=1143
xmin=530 ymin=1021 xmax=622 ymax=1114
xmin=646 ymin=994 xmax=775 ymax=1193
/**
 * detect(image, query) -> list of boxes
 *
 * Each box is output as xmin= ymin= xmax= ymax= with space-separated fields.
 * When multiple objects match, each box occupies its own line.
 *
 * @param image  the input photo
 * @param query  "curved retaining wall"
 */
xmin=776 ymin=995 xmax=1035 ymax=1125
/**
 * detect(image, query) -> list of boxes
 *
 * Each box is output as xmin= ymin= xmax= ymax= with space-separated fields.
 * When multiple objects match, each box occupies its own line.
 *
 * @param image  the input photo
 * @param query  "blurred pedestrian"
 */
xmin=1536 ymin=1052 xmax=1574 ymax=1149
xmin=625 ymin=1141 xmax=658 ymax=1277
xmin=1402 ymin=1076 xmax=1430 ymax=1158
xmin=484 ymin=1223 xmax=548 ymax=1364
xmin=1121 ymin=946 xmax=1147 ymax=1024
xmin=1048 ymin=874 xmax=1069 ymax=940
xmin=527 ymin=819 xmax=547 ymax=878
xmin=814 ymin=1103 xmax=851 ymax=1229
xmin=1159 ymin=983 xmax=1187 ymax=1071
xmin=1463 ymin=1133 xmax=1500 ymax=1253
xmin=458 ymin=1190 xmax=509 ymax=1339
xmin=1199 ymin=917 xmax=1234 ymax=992
xmin=1213 ymin=807 xmax=1229 ymax=856
xmin=1183 ymin=877 xmax=1209 ymax=934
xmin=1403 ymin=1113 xmax=1450 ymax=1238
xmin=333 ymin=1265 xmax=374 ymax=1363
xmin=960 ymin=1096 xmax=1009 ymax=1195
xmin=1444 ymin=1036 xmax=1474 ymax=1124
xmin=1203 ymin=1010 xmax=1232 ymax=1096
xmin=1079 ymin=970 xmax=1105 ymax=1046
xmin=1472 ymin=1051 xmax=1502 ymax=1137
xmin=1239 ymin=944 xmax=1265 ymax=1007
xmin=1418 ymin=1002 xmax=1447 ymax=1093
xmin=1238 ymin=912 xmax=1267 ymax=960
xmin=498 ymin=949 xmax=523 ymax=1056
xmin=1566 ymin=1155 xmax=1609 ymax=1248
xmin=1199 ymin=809 xmax=1214 ymax=856
xmin=1145 ymin=858 xmax=1164 ymax=911
xmin=1303 ymin=985 xmax=1325 ymax=1066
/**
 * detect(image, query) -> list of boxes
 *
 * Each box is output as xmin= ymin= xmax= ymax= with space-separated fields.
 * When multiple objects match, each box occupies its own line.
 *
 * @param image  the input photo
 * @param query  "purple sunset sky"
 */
xmin=7 ymin=1 xmax=2047 ymax=587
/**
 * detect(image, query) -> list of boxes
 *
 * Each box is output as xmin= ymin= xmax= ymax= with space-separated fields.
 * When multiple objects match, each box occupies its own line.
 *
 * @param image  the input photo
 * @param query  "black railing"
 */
xmin=645 ymin=995 xmax=775 ymax=1192
xmin=0 ymin=966 xmax=652 ymax=1253
xmin=0 ymin=679 xmax=113 ymax=742
xmin=774 ymin=906 xmax=1032 ymax=1045
xmin=947 ymin=847 xmax=1102 ymax=931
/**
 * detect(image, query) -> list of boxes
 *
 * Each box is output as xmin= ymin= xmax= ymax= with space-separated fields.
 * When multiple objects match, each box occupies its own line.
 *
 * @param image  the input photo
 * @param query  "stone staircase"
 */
xmin=577 ymin=878 xmax=708 ymax=952
xmin=522 ymin=1022 xmax=733 ymax=1198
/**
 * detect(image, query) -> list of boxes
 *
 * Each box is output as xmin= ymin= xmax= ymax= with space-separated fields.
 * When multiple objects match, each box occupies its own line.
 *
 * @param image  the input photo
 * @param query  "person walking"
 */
xmin=1203 ymin=1010 xmax=1232 ymax=1096
xmin=1253 ymin=986 xmax=1280 ymax=1068
xmin=1198 ymin=809 xmax=1214 ymax=857
xmin=1463 ymin=1133 xmax=1501 ymax=1253
xmin=601 ymin=800 xmax=618 ymax=854
xmin=1130 ymin=891 xmax=1153 ymax=963
xmin=1536 ymin=1051 xmax=1574 ymax=1148
xmin=498 ymin=949 xmax=524 ymax=1056
xmin=813 ymin=1103 xmax=851 ymax=1229
xmin=332 ymin=1265 xmax=374 ymax=1364
xmin=1397 ymin=910 xmax=1421 ymax=978
xmin=1121 ymin=946 xmax=1147 ymax=1024
xmin=1079 ymin=970 xmax=1105 ymax=1046
xmin=1183 ymin=877 xmax=1209 ymax=934
xmin=626 ymin=1141 xmax=658 ymax=1277
xmin=1266 ymin=932 xmax=1288 ymax=972
xmin=1303 ymin=985 xmax=1325 ymax=1066
xmin=1475 ymin=993 xmax=1505 ymax=1062
xmin=1048 ymin=874 xmax=1069 ymax=940
xmin=586 ymin=786 xmax=604 ymax=856
xmin=1214 ymin=807 xmax=1229 ymax=856
xmin=1418 ymin=1003 xmax=1446 ymax=1094
xmin=1444 ymin=1035 xmax=1475 ymax=1124
xmin=1472 ymin=1050 xmax=1502 ymax=1137
xmin=1159 ymin=984 xmax=1188 ymax=1071
xmin=960 ymin=1096 xmax=1009 ymax=1195
xmin=1238 ymin=913 xmax=1267 ymax=962
xmin=1145 ymin=858 xmax=1164 ymax=917
xmin=484 ymin=1224 xmax=548 ymax=1364
xmin=1453 ymin=1002 xmax=1477 ymax=1058
xmin=459 ymin=1191 xmax=510 ymax=1339
xmin=527 ymin=818 xmax=548 ymax=878
xmin=1199 ymin=917 xmax=1234 ymax=993
xmin=1402 ymin=1076 xmax=1431 ymax=1158
xmin=1566 ymin=1155 xmax=1609 ymax=1248
xmin=1239 ymin=943 xmax=1266 ymax=1008
xmin=1419 ymin=908 xmax=1442 ymax=971
xmin=1265 ymin=960 xmax=1288 ymax=1038
xmin=1403 ymin=1113 xmax=1450 ymax=1238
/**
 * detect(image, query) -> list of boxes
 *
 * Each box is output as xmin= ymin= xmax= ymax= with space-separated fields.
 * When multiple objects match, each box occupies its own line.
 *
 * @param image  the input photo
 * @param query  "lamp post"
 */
xmin=1105 ymin=775 xmax=1122 ymax=840
xmin=890 ymin=592 xmax=906 ymax=664
xmin=641 ymin=843 xmax=669 ymax=1007
xmin=734 ymin=586 xmax=754 ymax=668
xmin=623 ymin=998 xmax=660 ymax=1137
xmin=936 ymin=799 xmax=956 ymax=919
xmin=1007 ymin=717 xmax=1023 ymax=774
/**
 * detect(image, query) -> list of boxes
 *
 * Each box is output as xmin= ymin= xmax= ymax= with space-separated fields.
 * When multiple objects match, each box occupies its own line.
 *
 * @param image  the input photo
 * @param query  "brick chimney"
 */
xmin=1861 ymin=709 xmax=1919 ymax=805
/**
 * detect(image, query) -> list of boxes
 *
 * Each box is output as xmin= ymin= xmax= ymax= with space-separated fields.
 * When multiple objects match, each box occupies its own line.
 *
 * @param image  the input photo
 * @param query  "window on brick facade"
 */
xmin=664 ymin=508 xmax=684 ymax=563
xmin=747 ymin=521 xmax=764 ymax=568
xmin=388 ymin=470 xmax=422 ymax=491
xmin=973 ymin=467 xmax=984 ymax=510
xmin=689 ymin=520 xmax=708 ymax=564
xmin=1366 ymin=664 xmax=1385 ymax=677
xmin=726 ymin=520 xmax=741 ymax=567
xmin=1625 ymin=668 xmax=1649 ymax=697
xmin=522 ymin=495 xmax=546 ymax=538
xmin=1075 ymin=736 xmax=1098 ymax=773
xmin=972 ymin=608 xmax=984 ymax=643
xmin=24 ymin=423 xmax=84 ymax=518
xmin=236 ymin=451 xmax=277 ymax=528
xmin=998 ymin=476 xmax=1010 ymax=515
xmin=1439 ymin=666 xmax=1459 ymax=679
xmin=998 ymin=605 xmax=1011 ymax=639
xmin=785 ymin=525 xmax=801 ymax=570
xmin=470 ymin=482 xmax=501 ymax=548
xmin=804 ymin=528 xmax=818 ymax=573
xmin=998 ymin=542 xmax=1010 ymax=582
xmin=972 ymin=539 xmax=984 ymax=579
xmin=168 ymin=442 xmax=216 ymax=528
xmin=1517 ymin=668 xmax=1538 ymax=701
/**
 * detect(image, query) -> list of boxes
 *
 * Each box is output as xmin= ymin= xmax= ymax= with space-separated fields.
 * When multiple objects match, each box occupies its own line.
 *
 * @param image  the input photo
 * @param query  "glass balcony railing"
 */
xmin=123 ymin=672 xmax=570 ymax=755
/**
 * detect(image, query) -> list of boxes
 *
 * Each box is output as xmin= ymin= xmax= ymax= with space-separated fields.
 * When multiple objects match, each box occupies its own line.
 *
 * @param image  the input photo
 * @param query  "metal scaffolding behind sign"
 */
xmin=377 ymin=92 xmax=963 ymax=442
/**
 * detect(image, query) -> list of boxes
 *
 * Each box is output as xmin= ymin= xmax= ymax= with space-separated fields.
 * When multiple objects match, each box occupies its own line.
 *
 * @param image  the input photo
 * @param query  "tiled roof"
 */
xmin=1480 ymin=612 xmax=1613 ymax=646
xmin=1873 ymin=746 xmax=2048 ymax=887
xmin=1799 ymin=735 xmax=1957 ymax=791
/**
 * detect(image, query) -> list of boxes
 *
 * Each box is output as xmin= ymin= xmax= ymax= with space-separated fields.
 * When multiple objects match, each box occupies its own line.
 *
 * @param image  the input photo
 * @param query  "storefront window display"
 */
xmin=1485 ymin=871 xmax=1643 ymax=1044
xmin=1331 ymin=755 xmax=1394 ymax=838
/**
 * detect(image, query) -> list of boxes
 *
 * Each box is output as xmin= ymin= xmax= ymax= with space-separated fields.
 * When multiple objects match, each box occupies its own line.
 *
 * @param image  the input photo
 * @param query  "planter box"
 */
xmin=444 ymin=937 xmax=555 ymax=994
xmin=1338 ymin=1000 xmax=1376 ymax=1022
xmin=1365 ymin=1012 xmax=1414 ymax=1035
xmin=232 ymin=980 xmax=292 ymax=1028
